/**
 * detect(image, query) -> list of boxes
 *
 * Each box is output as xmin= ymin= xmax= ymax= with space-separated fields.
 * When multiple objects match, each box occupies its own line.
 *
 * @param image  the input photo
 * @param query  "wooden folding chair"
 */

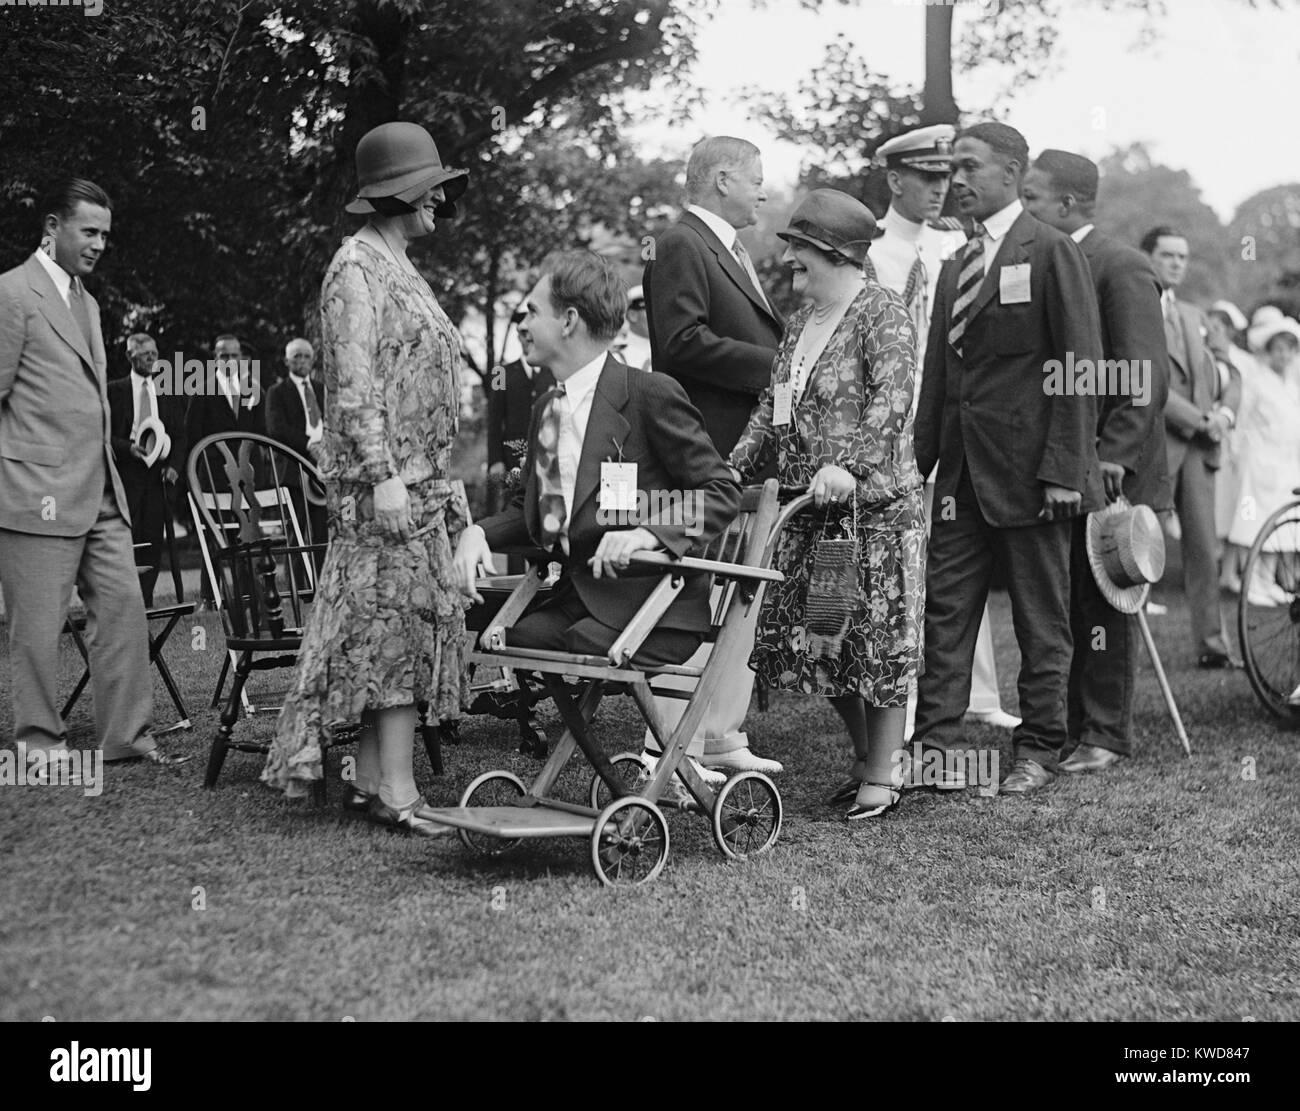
xmin=424 ymin=480 xmax=809 ymax=886
xmin=61 ymin=504 xmax=197 ymax=733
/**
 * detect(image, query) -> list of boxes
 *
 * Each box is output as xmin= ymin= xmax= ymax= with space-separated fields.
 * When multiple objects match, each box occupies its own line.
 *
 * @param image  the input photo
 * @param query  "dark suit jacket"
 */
xmin=477 ymin=354 xmax=741 ymax=633
xmin=1162 ymin=296 xmax=1242 ymax=474
xmin=643 ymin=210 xmax=784 ymax=456
xmin=108 ymin=373 xmax=188 ymax=492
xmin=265 ymin=375 xmax=325 ymax=458
xmin=915 ymin=210 xmax=1105 ymax=528
xmin=486 ymin=358 xmax=555 ymax=470
xmin=1078 ymin=230 xmax=1173 ymax=510
xmin=184 ymin=388 xmax=264 ymax=455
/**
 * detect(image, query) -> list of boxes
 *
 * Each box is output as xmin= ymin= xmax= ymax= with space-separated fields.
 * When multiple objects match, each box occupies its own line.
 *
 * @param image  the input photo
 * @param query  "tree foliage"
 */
xmin=0 ymin=0 xmax=702 ymax=374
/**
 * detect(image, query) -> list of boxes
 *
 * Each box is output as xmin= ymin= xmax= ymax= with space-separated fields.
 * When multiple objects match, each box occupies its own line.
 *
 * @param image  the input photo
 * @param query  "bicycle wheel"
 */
xmin=1238 ymin=499 xmax=1300 ymax=725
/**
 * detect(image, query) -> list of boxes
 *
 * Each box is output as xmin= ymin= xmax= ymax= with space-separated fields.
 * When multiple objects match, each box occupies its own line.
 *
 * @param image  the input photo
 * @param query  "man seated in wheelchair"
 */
xmin=453 ymin=249 xmax=741 ymax=666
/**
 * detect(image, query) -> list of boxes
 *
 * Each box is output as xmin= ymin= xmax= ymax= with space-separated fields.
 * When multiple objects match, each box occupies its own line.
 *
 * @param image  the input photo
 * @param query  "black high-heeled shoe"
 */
xmin=366 ymin=795 xmax=453 ymax=838
xmin=846 ymin=782 xmax=901 ymax=821
xmin=342 ymin=785 xmax=373 ymax=813
xmin=824 ymin=778 xmax=861 ymax=807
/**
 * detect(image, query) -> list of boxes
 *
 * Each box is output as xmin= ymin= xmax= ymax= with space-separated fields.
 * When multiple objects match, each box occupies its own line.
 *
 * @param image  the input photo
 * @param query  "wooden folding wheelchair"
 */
xmin=425 ymin=479 xmax=811 ymax=886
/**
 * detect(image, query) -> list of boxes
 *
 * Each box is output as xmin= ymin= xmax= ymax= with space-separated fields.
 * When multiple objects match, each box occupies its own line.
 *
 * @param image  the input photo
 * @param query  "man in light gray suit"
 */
xmin=0 ymin=179 xmax=188 ymax=768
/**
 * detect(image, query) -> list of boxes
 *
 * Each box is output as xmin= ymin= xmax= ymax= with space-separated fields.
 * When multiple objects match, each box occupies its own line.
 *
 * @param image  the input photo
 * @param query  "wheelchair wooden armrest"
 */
xmin=624 ymin=549 xmax=784 ymax=582
xmin=478 ymin=564 xmax=548 ymax=650
xmin=601 ymin=553 xmax=785 ymax=666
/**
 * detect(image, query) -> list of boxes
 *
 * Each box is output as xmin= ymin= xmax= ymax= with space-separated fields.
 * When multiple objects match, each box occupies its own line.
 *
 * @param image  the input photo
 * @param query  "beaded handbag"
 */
xmin=804 ymin=495 xmax=859 ymax=660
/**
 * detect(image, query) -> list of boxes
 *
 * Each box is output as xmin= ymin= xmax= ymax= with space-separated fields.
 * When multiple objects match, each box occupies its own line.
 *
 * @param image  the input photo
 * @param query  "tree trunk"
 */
xmin=921 ymin=4 xmax=958 ymax=124
xmin=483 ymin=246 xmax=502 ymax=372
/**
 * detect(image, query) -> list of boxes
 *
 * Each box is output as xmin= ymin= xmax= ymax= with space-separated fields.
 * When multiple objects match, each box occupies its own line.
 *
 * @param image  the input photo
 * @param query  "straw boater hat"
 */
xmin=1085 ymin=499 xmax=1167 ymax=614
xmin=345 ymin=122 xmax=469 ymax=216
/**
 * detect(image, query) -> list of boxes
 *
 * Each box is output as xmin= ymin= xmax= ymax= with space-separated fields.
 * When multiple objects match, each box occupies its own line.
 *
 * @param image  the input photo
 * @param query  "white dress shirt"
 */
xmin=686 ymin=204 xmax=738 ymax=252
xmin=554 ymin=352 xmax=606 ymax=540
xmin=34 ymin=248 xmax=73 ymax=305
xmin=978 ymin=198 xmax=1024 ymax=276
xmin=1071 ymin=223 xmax=1095 ymax=244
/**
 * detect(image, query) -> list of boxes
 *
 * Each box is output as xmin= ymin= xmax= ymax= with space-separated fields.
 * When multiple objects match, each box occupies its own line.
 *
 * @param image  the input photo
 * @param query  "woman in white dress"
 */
xmin=1228 ymin=312 xmax=1300 ymax=606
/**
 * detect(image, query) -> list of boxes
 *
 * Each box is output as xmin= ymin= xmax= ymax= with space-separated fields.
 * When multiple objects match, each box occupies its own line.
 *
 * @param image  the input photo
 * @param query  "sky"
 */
xmin=625 ymin=0 xmax=1300 ymax=221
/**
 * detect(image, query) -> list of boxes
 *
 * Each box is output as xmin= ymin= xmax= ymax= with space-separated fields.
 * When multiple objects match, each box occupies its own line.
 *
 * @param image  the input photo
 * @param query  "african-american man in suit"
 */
xmin=913 ymin=123 xmax=1105 ymax=796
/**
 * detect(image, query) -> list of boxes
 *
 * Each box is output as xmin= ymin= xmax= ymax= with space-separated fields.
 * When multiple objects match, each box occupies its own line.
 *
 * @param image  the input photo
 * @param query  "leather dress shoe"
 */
xmin=1197 ymin=651 xmax=1242 ymax=670
xmin=105 ymin=748 xmax=192 ymax=767
xmin=999 ymin=758 xmax=1054 ymax=796
xmin=366 ymin=795 xmax=453 ymax=838
xmin=1059 ymin=743 xmax=1123 ymax=774
xmin=342 ymin=785 xmax=374 ymax=813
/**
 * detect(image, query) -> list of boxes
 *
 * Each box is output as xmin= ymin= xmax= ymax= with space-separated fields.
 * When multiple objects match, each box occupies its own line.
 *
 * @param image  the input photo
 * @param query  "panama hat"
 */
xmin=133 ymin=414 xmax=171 ymax=469
xmin=777 ymin=189 xmax=883 ymax=266
xmin=345 ymin=122 xmax=469 ymax=216
xmin=1085 ymin=499 xmax=1167 ymax=614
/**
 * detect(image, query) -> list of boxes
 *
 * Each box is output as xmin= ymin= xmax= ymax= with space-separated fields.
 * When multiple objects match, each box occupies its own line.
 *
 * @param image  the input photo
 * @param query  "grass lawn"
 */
xmin=1 ymin=580 xmax=1297 ymax=1022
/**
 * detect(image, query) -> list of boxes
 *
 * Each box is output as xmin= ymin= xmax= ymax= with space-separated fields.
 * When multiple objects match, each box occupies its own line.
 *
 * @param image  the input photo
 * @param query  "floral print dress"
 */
xmin=730 ymin=282 xmax=926 ymax=706
xmin=262 ymin=237 xmax=469 ymax=797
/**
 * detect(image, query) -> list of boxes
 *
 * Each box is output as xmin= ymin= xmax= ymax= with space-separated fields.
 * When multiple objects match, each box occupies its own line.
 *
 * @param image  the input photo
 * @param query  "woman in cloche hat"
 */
xmin=729 ymin=189 xmax=926 ymax=819
xmin=264 ymin=122 xmax=471 ymax=835
xmin=1226 ymin=307 xmax=1300 ymax=606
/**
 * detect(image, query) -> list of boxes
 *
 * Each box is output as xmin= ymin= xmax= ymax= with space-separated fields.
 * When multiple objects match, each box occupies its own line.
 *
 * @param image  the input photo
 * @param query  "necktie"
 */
xmin=69 ymin=281 xmax=93 ymax=351
xmin=947 ymin=222 xmax=986 ymax=356
xmin=731 ymin=239 xmax=771 ymax=310
xmin=901 ymin=253 xmax=927 ymax=315
xmin=297 ymin=376 xmax=321 ymax=425
xmin=534 ymin=386 xmax=567 ymax=553
xmin=134 ymin=375 xmax=150 ymax=439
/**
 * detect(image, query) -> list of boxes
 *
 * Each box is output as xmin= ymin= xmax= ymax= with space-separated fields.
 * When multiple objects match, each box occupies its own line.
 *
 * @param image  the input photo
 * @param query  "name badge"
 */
xmin=773 ymin=381 xmax=794 ymax=426
xmin=599 ymin=461 xmax=638 ymax=512
xmin=1000 ymin=263 xmax=1031 ymax=305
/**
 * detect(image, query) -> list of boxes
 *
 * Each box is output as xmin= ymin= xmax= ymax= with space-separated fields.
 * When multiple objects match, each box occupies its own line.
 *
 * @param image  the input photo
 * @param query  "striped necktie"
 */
xmin=534 ymin=386 xmax=567 ymax=553
xmin=947 ymin=222 xmax=986 ymax=356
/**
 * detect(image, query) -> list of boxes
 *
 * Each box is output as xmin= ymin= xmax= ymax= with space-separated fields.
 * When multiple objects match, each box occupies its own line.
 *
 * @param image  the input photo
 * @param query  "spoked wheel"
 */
xmin=588 ymin=752 xmax=649 ymax=810
xmin=711 ymin=772 xmax=782 ymax=860
xmin=1238 ymin=502 xmax=1300 ymax=725
xmin=590 ymin=797 xmax=669 ymax=886
xmin=457 ymin=770 xmax=527 ymax=856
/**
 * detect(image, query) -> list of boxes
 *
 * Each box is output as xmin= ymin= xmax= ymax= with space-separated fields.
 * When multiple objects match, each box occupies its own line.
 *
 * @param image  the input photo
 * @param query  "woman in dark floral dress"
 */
xmin=262 ymin=123 xmax=470 ymax=836
xmin=729 ymin=190 xmax=925 ymax=820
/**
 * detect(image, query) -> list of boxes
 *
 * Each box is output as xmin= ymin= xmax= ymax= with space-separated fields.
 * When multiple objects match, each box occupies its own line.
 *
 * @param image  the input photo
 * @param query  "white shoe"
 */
xmin=965 ymin=708 xmax=1021 ymax=730
xmin=699 ymin=747 xmax=784 ymax=775
xmin=640 ymin=751 xmax=727 ymax=787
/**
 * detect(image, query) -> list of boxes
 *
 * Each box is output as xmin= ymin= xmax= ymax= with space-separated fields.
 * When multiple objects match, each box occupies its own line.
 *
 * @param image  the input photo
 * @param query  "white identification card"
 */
xmin=1000 ymin=263 xmax=1031 ymax=304
xmin=773 ymin=381 xmax=794 ymax=426
xmin=599 ymin=461 xmax=638 ymax=511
